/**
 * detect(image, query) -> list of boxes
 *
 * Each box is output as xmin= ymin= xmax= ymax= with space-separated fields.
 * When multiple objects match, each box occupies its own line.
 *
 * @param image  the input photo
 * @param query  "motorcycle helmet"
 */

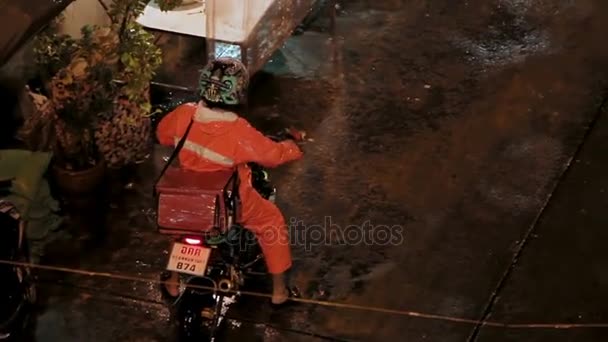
xmin=198 ymin=57 xmax=249 ymax=106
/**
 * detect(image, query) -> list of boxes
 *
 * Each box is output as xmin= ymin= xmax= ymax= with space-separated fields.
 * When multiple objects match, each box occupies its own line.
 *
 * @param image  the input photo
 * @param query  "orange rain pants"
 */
xmin=156 ymin=102 xmax=303 ymax=274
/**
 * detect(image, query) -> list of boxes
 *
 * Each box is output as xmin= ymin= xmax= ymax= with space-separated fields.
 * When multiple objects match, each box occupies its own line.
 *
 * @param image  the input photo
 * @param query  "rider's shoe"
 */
xmin=270 ymin=286 xmax=301 ymax=309
xmin=159 ymin=272 xmax=180 ymax=300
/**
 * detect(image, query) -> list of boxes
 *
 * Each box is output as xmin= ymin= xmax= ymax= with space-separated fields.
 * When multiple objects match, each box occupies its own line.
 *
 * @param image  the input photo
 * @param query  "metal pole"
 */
xmin=113 ymin=79 xmax=197 ymax=93
xmin=206 ymin=0 xmax=216 ymax=62
xmin=330 ymin=0 xmax=337 ymax=34
xmin=150 ymin=81 xmax=196 ymax=93
xmin=241 ymin=0 xmax=251 ymax=67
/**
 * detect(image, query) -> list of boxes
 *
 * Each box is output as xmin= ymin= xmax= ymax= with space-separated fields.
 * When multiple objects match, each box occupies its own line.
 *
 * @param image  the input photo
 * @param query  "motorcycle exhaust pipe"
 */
xmin=218 ymin=279 xmax=233 ymax=292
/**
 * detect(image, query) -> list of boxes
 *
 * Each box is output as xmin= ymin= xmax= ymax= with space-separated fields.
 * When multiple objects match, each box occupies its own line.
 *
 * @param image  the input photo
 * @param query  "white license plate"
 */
xmin=166 ymin=242 xmax=212 ymax=276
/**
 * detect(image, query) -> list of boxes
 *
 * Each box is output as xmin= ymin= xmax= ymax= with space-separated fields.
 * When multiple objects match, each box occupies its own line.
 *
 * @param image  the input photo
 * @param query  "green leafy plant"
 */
xmin=116 ymin=22 xmax=162 ymax=114
xmin=98 ymin=0 xmax=163 ymax=115
xmin=155 ymin=0 xmax=185 ymax=12
xmin=23 ymin=0 xmax=163 ymax=169
xmin=32 ymin=33 xmax=78 ymax=87
xmin=23 ymin=25 xmax=119 ymax=171
xmin=95 ymin=0 xmax=163 ymax=166
xmin=30 ymin=12 xmax=77 ymax=91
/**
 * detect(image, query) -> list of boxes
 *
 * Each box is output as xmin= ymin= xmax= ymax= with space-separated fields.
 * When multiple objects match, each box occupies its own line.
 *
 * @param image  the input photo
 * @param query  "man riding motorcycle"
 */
xmin=156 ymin=58 xmax=303 ymax=305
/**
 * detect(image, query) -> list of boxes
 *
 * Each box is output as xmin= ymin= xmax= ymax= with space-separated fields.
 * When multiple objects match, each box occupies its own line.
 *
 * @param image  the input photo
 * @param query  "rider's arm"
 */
xmin=234 ymin=118 xmax=303 ymax=168
xmin=157 ymin=103 xmax=196 ymax=146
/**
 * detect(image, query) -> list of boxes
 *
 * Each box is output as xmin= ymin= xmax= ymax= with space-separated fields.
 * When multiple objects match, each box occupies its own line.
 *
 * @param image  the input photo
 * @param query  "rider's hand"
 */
xmin=268 ymin=128 xmax=307 ymax=149
xmin=286 ymin=127 xmax=306 ymax=142
xmin=285 ymin=128 xmax=308 ymax=150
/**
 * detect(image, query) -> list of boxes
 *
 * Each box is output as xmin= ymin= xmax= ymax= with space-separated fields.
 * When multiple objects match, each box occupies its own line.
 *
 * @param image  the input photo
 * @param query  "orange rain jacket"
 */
xmin=156 ymin=102 xmax=303 ymax=274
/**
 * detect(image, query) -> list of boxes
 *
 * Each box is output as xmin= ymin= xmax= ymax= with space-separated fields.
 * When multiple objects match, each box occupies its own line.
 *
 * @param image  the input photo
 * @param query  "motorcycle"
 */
xmin=0 ymin=150 xmax=59 ymax=340
xmin=0 ymin=197 xmax=36 ymax=341
xmin=154 ymin=124 xmax=297 ymax=341
xmin=160 ymin=163 xmax=275 ymax=341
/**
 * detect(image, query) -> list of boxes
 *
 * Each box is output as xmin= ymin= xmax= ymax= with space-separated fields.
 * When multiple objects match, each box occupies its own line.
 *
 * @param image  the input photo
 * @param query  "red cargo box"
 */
xmin=155 ymin=167 xmax=236 ymax=235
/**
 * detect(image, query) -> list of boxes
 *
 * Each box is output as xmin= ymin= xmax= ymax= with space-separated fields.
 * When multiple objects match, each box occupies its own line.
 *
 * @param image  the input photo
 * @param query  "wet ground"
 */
xmin=26 ymin=0 xmax=608 ymax=341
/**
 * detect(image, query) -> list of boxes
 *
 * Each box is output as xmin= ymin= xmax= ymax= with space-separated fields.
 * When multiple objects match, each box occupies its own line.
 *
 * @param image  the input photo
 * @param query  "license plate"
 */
xmin=166 ymin=242 xmax=212 ymax=276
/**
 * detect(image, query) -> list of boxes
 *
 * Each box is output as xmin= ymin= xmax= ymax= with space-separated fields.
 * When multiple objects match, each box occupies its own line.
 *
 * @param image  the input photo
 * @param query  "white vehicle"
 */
xmin=137 ymin=0 xmax=319 ymax=75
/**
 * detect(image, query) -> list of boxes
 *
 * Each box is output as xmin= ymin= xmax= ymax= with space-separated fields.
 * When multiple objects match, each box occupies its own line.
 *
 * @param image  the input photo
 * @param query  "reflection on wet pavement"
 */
xmin=451 ymin=0 xmax=554 ymax=67
xmin=32 ymin=0 xmax=608 ymax=341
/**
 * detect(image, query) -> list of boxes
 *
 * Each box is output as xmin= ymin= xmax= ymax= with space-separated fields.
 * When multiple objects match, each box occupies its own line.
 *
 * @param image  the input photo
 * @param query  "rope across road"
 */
xmin=1 ymin=259 xmax=607 ymax=330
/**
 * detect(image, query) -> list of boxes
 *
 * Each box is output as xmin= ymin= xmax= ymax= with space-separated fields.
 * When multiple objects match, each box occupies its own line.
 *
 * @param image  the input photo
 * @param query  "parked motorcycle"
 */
xmin=0 ymin=198 xmax=36 ymax=341
xmin=0 ymin=150 xmax=60 ymax=340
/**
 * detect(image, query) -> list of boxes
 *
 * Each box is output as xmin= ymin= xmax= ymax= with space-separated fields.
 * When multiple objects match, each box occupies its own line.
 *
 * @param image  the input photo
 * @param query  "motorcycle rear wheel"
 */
xmin=1 ymin=238 xmax=37 ymax=341
xmin=175 ymin=278 xmax=219 ymax=342
xmin=18 ymin=235 xmax=37 ymax=305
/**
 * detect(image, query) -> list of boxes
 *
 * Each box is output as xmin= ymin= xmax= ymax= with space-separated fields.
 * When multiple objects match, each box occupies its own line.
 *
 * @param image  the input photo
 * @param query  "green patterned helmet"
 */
xmin=198 ymin=58 xmax=249 ymax=106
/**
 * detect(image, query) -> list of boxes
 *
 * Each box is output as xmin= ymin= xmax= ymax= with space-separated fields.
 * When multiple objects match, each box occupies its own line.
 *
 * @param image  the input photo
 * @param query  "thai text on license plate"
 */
xmin=166 ymin=242 xmax=211 ymax=276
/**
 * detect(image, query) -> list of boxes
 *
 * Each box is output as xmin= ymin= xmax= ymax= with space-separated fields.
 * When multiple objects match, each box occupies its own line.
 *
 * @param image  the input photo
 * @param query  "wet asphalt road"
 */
xmin=31 ymin=0 xmax=608 ymax=341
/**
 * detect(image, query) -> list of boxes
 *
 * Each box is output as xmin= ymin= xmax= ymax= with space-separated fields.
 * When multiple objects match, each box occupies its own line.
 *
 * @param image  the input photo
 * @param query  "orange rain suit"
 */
xmin=156 ymin=103 xmax=303 ymax=274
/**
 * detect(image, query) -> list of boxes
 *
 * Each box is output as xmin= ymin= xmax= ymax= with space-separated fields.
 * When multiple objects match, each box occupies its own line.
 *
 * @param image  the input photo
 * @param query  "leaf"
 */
xmin=120 ymin=52 xmax=131 ymax=65
xmin=70 ymin=58 xmax=88 ymax=77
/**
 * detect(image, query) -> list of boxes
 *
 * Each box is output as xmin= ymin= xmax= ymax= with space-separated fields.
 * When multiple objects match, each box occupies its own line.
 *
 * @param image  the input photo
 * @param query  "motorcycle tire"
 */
xmin=18 ymin=234 xmax=37 ymax=306
xmin=175 ymin=278 xmax=218 ymax=342
xmin=13 ymin=232 xmax=37 ymax=342
xmin=0 ymin=217 xmax=37 ymax=342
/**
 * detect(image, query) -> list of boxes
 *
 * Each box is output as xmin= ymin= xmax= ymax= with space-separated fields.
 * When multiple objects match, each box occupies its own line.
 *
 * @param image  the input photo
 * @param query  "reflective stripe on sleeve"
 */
xmin=174 ymin=137 xmax=234 ymax=167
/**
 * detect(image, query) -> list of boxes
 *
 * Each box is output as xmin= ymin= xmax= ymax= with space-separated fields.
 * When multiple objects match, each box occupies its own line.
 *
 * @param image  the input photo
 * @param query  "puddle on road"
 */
xmin=450 ymin=1 xmax=552 ymax=67
xmin=456 ymin=29 xmax=550 ymax=67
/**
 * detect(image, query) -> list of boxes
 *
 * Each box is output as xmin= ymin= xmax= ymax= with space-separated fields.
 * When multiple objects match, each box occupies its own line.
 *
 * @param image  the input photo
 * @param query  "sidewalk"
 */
xmin=475 ymin=103 xmax=608 ymax=341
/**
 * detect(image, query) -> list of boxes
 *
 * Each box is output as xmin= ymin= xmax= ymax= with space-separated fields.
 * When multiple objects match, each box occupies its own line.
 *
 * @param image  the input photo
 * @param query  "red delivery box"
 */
xmin=155 ymin=167 xmax=235 ymax=235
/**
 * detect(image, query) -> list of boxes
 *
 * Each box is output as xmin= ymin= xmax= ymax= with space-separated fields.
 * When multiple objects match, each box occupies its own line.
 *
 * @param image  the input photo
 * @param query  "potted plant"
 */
xmin=19 ymin=1 xmax=163 ymax=194
xmin=20 ymin=25 xmax=119 ymax=194
xmin=21 ymin=0 xmax=162 ymax=189
xmin=93 ymin=0 xmax=162 ymax=168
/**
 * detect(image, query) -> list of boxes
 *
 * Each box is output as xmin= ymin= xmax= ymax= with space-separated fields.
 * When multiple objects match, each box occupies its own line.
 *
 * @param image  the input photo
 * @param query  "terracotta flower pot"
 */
xmin=52 ymin=159 xmax=106 ymax=195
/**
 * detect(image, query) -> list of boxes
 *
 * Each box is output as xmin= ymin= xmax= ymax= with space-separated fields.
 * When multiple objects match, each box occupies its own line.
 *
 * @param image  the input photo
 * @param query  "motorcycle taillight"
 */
xmin=183 ymin=237 xmax=203 ymax=245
